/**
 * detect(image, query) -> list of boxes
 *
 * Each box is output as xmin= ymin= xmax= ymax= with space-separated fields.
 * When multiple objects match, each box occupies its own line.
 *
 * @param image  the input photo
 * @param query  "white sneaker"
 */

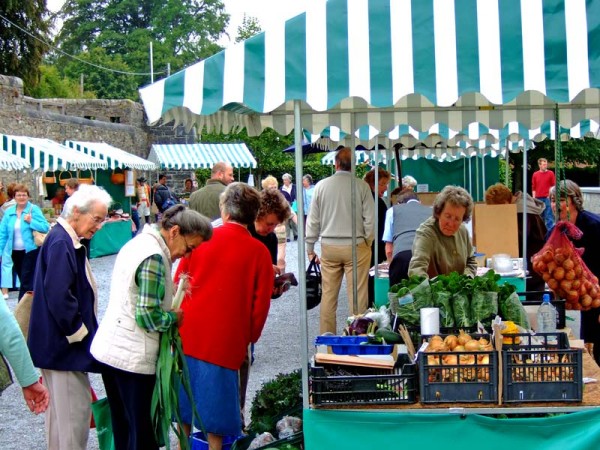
xmin=2 ymin=293 xmax=8 ymax=299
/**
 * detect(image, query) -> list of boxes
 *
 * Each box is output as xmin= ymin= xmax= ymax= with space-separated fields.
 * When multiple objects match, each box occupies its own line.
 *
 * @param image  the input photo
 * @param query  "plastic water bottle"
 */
xmin=536 ymin=294 xmax=557 ymax=344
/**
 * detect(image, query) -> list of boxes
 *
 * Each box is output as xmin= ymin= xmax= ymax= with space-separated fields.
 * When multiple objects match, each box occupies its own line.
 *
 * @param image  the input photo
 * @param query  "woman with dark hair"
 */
xmin=0 ymin=183 xmax=50 ymax=300
xmin=549 ymin=180 xmax=600 ymax=365
xmin=91 ymin=204 xmax=212 ymax=450
xmin=408 ymin=185 xmax=477 ymax=278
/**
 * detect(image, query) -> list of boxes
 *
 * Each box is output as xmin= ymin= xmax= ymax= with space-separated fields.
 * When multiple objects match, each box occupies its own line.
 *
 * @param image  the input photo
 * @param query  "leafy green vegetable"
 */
xmin=249 ymin=371 xmax=302 ymax=435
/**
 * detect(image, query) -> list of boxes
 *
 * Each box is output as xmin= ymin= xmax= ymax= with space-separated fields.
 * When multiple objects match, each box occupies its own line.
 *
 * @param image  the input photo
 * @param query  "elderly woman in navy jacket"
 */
xmin=28 ymin=185 xmax=112 ymax=450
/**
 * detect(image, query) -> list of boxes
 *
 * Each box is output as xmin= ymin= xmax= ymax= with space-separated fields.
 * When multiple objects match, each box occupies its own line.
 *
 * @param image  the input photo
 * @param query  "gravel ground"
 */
xmin=0 ymin=240 xmax=350 ymax=449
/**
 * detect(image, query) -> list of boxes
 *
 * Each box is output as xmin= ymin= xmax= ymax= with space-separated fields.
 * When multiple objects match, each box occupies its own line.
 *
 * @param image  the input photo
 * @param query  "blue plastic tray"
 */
xmin=314 ymin=336 xmax=394 ymax=355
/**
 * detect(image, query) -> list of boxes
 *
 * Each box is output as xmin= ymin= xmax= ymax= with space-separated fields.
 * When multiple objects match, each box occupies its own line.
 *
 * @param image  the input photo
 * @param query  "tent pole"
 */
xmin=475 ymin=155 xmax=480 ymax=202
xmin=293 ymin=101 xmax=310 ymax=411
xmin=468 ymin=157 xmax=472 ymax=196
xmin=374 ymin=136 xmax=380 ymax=278
xmin=482 ymin=153 xmax=486 ymax=197
xmin=505 ymin=144 xmax=510 ymax=188
xmin=522 ymin=144 xmax=528 ymax=276
xmin=350 ymin=114 xmax=358 ymax=314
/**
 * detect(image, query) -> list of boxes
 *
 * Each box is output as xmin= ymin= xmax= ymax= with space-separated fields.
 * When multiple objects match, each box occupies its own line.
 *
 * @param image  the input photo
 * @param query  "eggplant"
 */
xmin=347 ymin=317 xmax=375 ymax=335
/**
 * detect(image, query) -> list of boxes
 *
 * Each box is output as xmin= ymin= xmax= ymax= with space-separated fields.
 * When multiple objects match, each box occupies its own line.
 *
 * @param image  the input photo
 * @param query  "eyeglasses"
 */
xmin=182 ymin=234 xmax=195 ymax=254
xmin=87 ymin=213 xmax=107 ymax=225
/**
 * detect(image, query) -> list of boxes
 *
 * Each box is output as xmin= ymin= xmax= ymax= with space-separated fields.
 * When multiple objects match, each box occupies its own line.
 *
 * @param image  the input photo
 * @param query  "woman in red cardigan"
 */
xmin=175 ymin=183 xmax=274 ymax=450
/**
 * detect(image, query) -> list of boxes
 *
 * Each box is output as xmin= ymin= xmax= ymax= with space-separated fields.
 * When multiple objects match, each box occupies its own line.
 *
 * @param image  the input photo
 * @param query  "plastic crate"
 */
xmin=314 ymin=336 xmax=394 ymax=355
xmin=502 ymin=346 xmax=583 ymax=403
xmin=501 ymin=332 xmax=569 ymax=349
xmin=395 ymin=324 xmax=480 ymax=349
xmin=418 ymin=350 xmax=498 ymax=403
xmin=310 ymin=354 xmax=417 ymax=406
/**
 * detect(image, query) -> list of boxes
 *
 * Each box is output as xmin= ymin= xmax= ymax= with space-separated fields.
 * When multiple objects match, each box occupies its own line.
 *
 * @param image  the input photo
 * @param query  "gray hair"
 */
xmin=282 ymin=173 xmax=293 ymax=182
xmin=62 ymin=184 xmax=112 ymax=219
xmin=432 ymin=185 xmax=474 ymax=223
xmin=549 ymin=179 xmax=584 ymax=212
xmin=303 ymin=174 xmax=313 ymax=184
xmin=402 ymin=175 xmax=417 ymax=189
xmin=219 ymin=182 xmax=261 ymax=225
xmin=161 ymin=204 xmax=213 ymax=239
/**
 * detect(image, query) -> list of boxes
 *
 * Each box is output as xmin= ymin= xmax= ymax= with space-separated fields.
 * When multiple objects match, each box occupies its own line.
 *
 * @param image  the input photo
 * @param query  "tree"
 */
xmin=53 ymin=0 xmax=229 ymax=99
xmin=235 ymin=15 xmax=262 ymax=43
xmin=29 ymin=65 xmax=96 ymax=99
xmin=0 ymin=0 xmax=50 ymax=93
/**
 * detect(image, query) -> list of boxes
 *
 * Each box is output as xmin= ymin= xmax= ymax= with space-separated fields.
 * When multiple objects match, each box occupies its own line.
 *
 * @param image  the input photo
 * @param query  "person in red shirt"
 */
xmin=175 ymin=182 xmax=274 ymax=450
xmin=532 ymin=157 xmax=556 ymax=231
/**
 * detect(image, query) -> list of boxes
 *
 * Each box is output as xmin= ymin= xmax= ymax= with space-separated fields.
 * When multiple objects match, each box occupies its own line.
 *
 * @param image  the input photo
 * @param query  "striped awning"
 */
xmin=64 ymin=141 xmax=156 ymax=170
xmin=140 ymin=0 xmax=600 ymax=139
xmin=149 ymin=143 xmax=257 ymax=170
xmin=0 ymin=149 xmax=30 ymax=170
xmin=0 ymin=134 xmax=107 ymax=171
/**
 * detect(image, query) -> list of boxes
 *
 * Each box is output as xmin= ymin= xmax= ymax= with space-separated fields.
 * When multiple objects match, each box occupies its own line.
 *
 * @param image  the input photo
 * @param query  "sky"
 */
xmin=46 ymin=0 xmax=316 ymax=47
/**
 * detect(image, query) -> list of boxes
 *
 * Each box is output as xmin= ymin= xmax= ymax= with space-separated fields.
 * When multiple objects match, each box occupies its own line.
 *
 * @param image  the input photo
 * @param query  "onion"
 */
xmin=444 ymin=335 xmax=458 ymax=350
xmin=457 ymin=330 xmax=472 ymax=346
xmin=453 ymin=345 xmax=465 ymax=352
xmin=442 ymin=354 xmax=458 ymax=366
xmin=464 ymin=340 xmax=481 ymax=352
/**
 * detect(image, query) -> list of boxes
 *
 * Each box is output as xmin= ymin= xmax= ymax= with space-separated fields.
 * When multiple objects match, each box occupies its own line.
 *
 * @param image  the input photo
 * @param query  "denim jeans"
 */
xmin=538 ymin=197 xmax=555 ymax=231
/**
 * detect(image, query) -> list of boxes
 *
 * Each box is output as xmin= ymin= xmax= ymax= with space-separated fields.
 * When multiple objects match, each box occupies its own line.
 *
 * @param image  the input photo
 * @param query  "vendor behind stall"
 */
xmin=408 ymin=185 xmax=476 ymax=278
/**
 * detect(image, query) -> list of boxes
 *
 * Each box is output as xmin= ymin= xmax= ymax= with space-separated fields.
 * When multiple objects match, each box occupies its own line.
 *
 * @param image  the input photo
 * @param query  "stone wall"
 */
xmin=0 ymin=74 xmax=199 ymax=192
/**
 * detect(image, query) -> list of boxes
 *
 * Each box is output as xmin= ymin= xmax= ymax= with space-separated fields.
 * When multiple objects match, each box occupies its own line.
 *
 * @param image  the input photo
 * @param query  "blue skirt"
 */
xmin=178 ymin=356 xmax=242 ymax=436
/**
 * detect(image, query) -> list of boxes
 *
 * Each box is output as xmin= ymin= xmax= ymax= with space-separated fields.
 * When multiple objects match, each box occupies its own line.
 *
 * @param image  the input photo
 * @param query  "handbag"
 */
xmin=91 ymin=397 xmax=116 ymax=450
xmin=0 ymin=353 xmax=13 ymax=394
xmin=14 ymin=291 xmax=34 ymax=340
xmin=32 ymin=230 xmax=48 ymax=247
xmin=305 ymin=256 xmax=322 ymax=310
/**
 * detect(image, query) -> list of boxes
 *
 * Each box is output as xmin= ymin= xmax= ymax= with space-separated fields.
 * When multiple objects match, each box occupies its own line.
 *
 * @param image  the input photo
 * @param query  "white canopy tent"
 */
xmin=64 ymin=141 xmax=157 ymax=171
xmin=139 ymin=0 xmax=600 ymax=415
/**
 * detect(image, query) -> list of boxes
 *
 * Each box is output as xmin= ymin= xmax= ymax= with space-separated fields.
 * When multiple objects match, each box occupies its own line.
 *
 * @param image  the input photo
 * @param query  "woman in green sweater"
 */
xmin=408 ymin=185 xmax=477 ymax=278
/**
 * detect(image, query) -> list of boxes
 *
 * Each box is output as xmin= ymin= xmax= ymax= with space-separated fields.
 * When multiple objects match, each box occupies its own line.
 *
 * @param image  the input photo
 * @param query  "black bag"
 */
xmin=305 ymin=256 xmax=322 ymax=310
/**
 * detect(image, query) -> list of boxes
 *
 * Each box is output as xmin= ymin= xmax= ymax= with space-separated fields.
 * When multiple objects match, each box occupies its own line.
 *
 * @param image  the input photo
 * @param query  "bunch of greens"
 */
xmin=469 ymin=270 xmax=500 ymax=326
xmin=429 ymin=277 xmax=454 ymax=327
xmin=498 ymin=283 xmax=530 ymax=329
xmin=249 ymin=370 xmax=302 ymax=435
xmin=389 ymin=276 xmax=432 ymax=325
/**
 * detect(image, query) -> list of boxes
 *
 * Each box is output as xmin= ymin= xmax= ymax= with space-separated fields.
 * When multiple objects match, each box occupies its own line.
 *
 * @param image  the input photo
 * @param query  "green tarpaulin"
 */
xmin=304 ymin=408 xmax=600 ymax=450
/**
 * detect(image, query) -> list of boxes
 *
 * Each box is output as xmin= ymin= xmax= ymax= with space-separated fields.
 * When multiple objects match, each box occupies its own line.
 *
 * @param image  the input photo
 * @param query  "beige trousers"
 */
xmin=41 ymin=369 xmax=91 ymax=450
xmin=319 ymin=242 xmax=371 ymax=334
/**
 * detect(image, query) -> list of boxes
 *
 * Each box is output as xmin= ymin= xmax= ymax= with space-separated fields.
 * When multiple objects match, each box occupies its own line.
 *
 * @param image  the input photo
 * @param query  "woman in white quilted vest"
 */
xmin=91 ymin=204 xmax=212 ymax=450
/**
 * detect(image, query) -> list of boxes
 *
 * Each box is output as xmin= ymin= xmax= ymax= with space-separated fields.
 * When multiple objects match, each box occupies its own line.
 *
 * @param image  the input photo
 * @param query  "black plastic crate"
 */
xmin=418 ymin=350 xmax=498 ymax=403
xmin=502 ymin=346 xmax=583 ymax=403
xmin=502 ymin=332 xmax=569 ymax=349
xmin=520 ymin=291 xmax=566 ymax=329
xmin=395 ymin=323 xmax=479 ymax=349
xmin=310 ymin=354 xmax=417 ymax=406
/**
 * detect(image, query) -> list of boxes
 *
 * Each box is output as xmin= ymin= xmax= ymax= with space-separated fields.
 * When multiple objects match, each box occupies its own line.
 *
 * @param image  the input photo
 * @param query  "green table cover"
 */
xmin=304 ymin=408 xmax=600 ymax=449
xmin=90 ymin=220 xmax=132 ymax=258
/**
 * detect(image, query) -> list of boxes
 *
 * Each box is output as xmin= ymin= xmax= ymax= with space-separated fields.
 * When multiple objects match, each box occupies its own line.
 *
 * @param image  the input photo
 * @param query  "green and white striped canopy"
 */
xmin=1 ymin=134 xmax=107 ymax=171
xmin=65 ymin=141 xmax=157 ymax=170
xmin=140 ymin=0 xmax=600 ymax=138
xmin=149 ymin=143 xmax=257 ymax=170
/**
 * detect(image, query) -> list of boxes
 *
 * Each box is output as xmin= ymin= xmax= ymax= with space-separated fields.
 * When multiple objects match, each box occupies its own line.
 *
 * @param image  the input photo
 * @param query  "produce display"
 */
xmin=422 ymin=331 xmax=494 ymax=383
xmin=388 ymin=271 xmax=528 ymax=329
xmin=532 ymin=221 xmax=600 ymax=311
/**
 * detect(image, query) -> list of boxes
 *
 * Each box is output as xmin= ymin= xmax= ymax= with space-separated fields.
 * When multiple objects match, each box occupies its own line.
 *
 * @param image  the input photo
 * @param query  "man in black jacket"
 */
xmin=153 ymin=174 xmax=178 ymax=215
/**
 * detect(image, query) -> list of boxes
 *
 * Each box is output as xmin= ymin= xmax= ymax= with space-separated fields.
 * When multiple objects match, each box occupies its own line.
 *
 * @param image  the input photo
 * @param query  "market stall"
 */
xmin=139 ymin=0 xmax=600 ymax=447
xmin=64 ymin=140 xmax=158 ymax=257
